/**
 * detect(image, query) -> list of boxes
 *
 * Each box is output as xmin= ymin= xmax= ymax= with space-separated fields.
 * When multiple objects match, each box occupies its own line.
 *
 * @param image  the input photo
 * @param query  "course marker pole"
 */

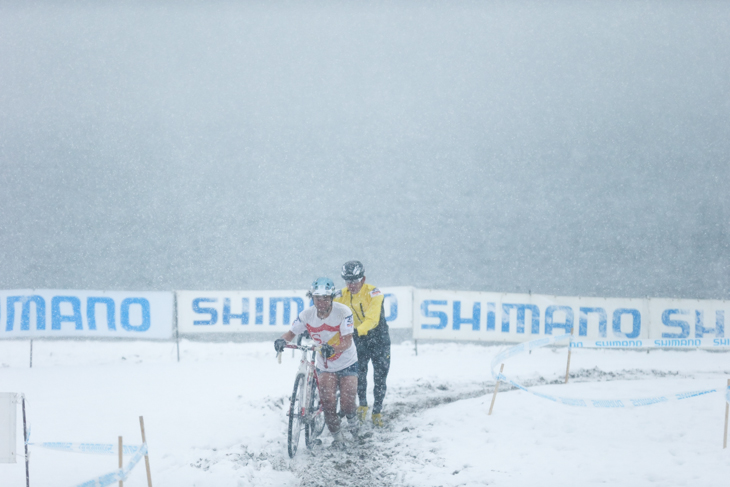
xmin=174 ymin=293 xmax=180 ymax=363
xmin=564 ymin=327 xmax=574 ymax=384
xmin=139 ymin=416 xmax=153 ymax=487
xmin=722 ymin=379 xmax=730 ymax=450
xmin=489 ymin=364 xmax=504 ymax=415
xmin=29 ymin=340 xmax=33 ymax=368
xmin=118 ymin=436 xmax=123 ymax=487
xmin=22 ymin=395 xmax=29 ymax=487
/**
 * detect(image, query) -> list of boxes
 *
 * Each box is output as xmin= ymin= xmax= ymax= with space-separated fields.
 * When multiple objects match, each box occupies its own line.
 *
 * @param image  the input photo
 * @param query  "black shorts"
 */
xmin=318 ymin=361 xmax=359 ymax=377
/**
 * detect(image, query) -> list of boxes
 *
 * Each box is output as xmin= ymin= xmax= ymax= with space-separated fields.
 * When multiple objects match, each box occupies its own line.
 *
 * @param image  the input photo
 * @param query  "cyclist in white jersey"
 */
xmin=275 ymin=277 xmax=359 ymax=448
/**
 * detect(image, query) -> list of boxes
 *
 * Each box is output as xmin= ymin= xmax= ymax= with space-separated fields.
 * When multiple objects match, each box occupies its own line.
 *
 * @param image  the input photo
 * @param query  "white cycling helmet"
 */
xmin=308 ymin=277 xmax=337 ymax=298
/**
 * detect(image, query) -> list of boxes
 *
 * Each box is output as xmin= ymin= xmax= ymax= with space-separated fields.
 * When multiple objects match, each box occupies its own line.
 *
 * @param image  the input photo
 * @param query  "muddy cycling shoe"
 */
xmin=356 ymin=405 xmax=368 ymax=422
xmin=330 ymin=430 xmax=347 ymax=451
xmin=345 ymin=415 xmax=360 ymax=438
xmin=371 ymin=413 xmax=384 ymax=428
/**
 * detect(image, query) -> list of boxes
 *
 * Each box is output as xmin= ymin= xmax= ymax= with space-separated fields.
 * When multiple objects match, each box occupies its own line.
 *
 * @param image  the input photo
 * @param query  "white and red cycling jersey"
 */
xmin=290 ymin=302 xmax=357 ymax=372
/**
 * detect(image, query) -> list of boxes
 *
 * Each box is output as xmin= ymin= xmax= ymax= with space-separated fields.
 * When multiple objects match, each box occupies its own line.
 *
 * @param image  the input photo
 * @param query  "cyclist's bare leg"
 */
xmin=338 ymin=375 xmax=357 ymax=418
xmin=318 ymin=372 xmax=341 ymax=433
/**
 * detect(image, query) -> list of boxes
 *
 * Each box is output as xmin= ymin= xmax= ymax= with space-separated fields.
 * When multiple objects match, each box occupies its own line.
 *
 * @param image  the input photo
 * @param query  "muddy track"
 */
xmin=289 ymin=367 xmax=703 ymax=487
xmin=291 ymin=380 xmax=511 ymax=486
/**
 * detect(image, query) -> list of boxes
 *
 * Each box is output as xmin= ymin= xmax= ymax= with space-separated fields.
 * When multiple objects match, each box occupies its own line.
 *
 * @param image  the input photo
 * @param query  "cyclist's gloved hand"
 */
xmin=274 ymin=338 xmax=287 ymax=353
xmin=320 ymin=343 xmax=335 ymax=358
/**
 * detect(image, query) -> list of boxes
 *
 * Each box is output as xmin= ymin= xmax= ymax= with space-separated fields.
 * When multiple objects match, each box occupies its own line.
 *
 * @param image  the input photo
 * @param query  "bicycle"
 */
xmin=277 ymin=339 xmax=327 ymax=458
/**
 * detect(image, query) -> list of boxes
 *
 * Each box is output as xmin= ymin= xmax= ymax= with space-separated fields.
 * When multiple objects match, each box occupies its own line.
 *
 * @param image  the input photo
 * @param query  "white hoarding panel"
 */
xmin=178 ymin=287 xmax=413 ymax=333
xmin=380 ymin=287 xmax=413 ymax=329
xmin=177 ymin=290 xmax=309 ymax=333
xmin=0 ymin=393 xmax=17 ymax=463
xmin=0 ymin=290 xmax=173 ymax=339
xmin=413 ymin=289 xmax=650 ymax=347
xmin=648 ymin=298 xmax=730 ymax=348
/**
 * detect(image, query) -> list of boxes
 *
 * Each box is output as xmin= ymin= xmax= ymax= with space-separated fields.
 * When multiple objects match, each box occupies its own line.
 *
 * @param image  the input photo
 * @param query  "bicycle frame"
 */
xmin=279 ymin=343 xmax=327 ymax=457
xmin=289 ymin=344 xmax=321 ymax=420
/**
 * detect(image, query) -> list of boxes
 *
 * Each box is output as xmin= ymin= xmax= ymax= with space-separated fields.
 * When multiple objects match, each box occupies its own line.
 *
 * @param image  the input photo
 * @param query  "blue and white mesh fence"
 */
xmin=491 ymin=333 xmax=720 ymax=408
xmin=27 ymin=441 xmax=148 ymax=487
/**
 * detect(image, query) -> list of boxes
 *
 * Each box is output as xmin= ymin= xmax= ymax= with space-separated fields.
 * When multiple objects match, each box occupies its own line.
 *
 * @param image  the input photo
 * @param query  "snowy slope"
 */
xmin=1 ymin=339 xmax=729 ymax=486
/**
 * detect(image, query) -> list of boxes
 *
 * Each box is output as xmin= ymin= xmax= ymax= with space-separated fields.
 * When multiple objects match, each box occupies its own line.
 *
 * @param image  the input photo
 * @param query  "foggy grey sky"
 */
xmin=1 ymin=1 xmax=729 ymax=299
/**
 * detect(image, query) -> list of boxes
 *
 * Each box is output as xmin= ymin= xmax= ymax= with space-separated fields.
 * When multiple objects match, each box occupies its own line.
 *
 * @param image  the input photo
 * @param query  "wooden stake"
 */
xmin=139 ymin=416 xmax=153 ymax=487
xmin=118 ymin=436 xmax=123 ymax=487
xmin=488 ymin=364 xmax=504 ymax=415
xmin=22 ymin=396 xmax=29 ymax=487
xmin=564 ymin=327 xmax=574 ymax=384
xmin=722 ymin=379 xmax=730 ymax=450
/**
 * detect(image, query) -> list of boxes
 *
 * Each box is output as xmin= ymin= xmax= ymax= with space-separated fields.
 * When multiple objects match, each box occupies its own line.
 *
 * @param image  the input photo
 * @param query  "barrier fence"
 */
xmin=2 ymin=401 xmax=153 ymax=487
xmin=0 ymin=288 xmax=727 ymax=349
xmin=489 ymin=333 xmax=719 ymax=408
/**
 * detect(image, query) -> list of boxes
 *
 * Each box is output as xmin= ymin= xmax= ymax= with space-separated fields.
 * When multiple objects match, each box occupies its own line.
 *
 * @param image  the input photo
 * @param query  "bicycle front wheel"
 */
xmin=305 ymin=377 xmax=326 ymax=448
xmin=288 ymin=373 xmax=305 ymax=458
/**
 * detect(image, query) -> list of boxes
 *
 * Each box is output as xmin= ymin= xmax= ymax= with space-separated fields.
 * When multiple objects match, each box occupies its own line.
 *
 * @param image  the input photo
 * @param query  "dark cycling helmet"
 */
xmin=341 ymin=260 xmax=365 ymax=282
xmin=308 ymin=277 xmax=337 ymax=298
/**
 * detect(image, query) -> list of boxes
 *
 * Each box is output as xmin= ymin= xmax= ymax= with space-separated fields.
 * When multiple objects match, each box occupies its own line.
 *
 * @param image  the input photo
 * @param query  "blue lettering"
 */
xmin=87 ymin=297 xmax=115 ymax=330
xmin=695 ymin=310 xmax=724 ymax=338
xmin=193 ymin=298 xmax=218 ymax=325
xmin=223 ymin=298 xmax=249 ymax=325
xmin=579 ymin=307 xmax=607 ymax=337
xmin=6 ymin=296 xmax=45 ymax=331
xmin=661 ymin=309 xmax=690 ymax=339
xmin=120 ymin=298 xmax=151 ymax=332
xmin=654 ymin=338 xmax=700 ymax=347
xmin=269 ymin=297 xmax=304 ymax=325
xmin=486 ymin=302 xmax=495 ymax=331
xmin=421 ymin=300 xmax=447 ymax=330
xmin=51 ymin=296 xmax=83 ymax=330
xmin=453 ymin=301 xmax=480 ymax=331
xmin=612 ymin=308 xmax=641 ymax=339
xmin=545 ymin=306 xmax=574 ymax=334
xmin=384 ymin=294 xmax=398 ymax=322
xmin=714 ymin=338 xmax=730 ymax=346
xmin=501 ymin=303 xmax=540 ymax=334
xmin=255 ymin=297 xmax=264 ymax=325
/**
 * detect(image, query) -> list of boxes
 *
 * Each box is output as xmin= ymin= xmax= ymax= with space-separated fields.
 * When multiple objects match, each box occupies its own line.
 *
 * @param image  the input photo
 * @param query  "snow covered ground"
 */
xmin=2 ymin=339 xmax=729 ymax=486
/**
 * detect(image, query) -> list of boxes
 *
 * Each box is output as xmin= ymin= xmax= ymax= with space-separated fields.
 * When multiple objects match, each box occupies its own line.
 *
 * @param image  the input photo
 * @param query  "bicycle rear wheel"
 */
xmin=288 ymin=373 xmax=305 ymax=458
xmin=305 ymin=378 xmax=326 ymax=448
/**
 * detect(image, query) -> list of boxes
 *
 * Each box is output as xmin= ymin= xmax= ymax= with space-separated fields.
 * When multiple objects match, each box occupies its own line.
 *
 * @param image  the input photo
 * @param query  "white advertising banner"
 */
xmin=0 ymin=393 xmax=17 ymax=463
xmin=0 ymin=290 xmax=174 ymax=339
xmin=413 ymin=289 xmax=729 ymax=349
xmin=382 ymin=287 xmax=413 ymax=329
xmin=177 ymin=287 xmax=413 ymax=333
xmin=648 ymin=298 xmax=729 ymax=349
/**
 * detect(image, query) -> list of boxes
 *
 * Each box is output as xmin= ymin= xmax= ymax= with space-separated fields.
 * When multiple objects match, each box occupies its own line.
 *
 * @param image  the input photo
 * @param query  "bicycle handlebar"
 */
xmin=276 ymin=343 xmax=328 ymax=368
xmin=284 ymin=344 xmax=320 ymax=351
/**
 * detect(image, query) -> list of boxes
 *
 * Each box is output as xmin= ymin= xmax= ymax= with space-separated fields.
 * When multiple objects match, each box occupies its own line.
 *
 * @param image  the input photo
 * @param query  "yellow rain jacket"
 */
xmin=335 ymin=283 xmax=385 ymax=337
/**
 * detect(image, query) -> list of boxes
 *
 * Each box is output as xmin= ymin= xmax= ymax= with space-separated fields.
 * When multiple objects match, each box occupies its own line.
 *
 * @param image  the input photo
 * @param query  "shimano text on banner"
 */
xmin=0 ymin=290 xmax=174 ymax=339
xmin=177 ymin=287 xmax=413 ymax=333
xmin=412 ymin=289 xmax=729 ymax=348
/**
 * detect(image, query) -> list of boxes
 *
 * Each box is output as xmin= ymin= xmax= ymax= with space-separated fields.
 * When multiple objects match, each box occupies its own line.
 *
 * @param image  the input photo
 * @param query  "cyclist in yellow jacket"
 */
xmin=335 ymin=260 xmax=391 ymax=427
